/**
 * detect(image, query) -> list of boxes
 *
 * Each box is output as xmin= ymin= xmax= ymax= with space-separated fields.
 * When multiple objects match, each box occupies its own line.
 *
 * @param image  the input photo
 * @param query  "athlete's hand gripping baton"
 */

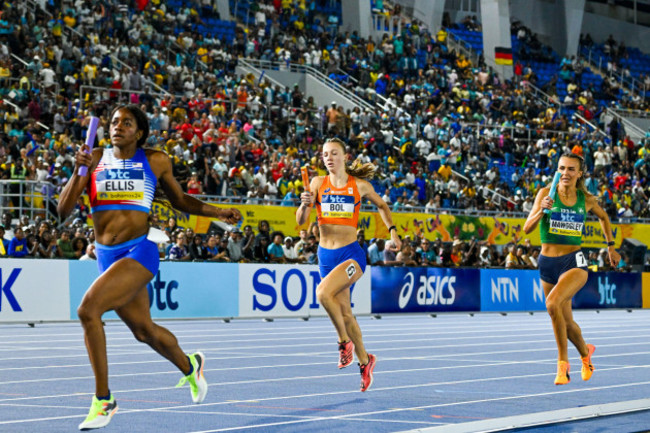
xmin=78 ymin=116 xmax=99 ymax=176
xmin=543 ymin=171 xmax=562 ymax=215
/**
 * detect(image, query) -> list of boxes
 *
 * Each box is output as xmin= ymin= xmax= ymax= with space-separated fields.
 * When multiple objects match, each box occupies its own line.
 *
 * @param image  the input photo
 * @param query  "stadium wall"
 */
xmin=0 ymin=260 xmax=646 ymax=323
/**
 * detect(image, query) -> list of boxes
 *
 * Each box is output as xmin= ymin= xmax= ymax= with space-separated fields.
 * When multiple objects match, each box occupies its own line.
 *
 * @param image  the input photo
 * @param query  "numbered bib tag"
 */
xmin=575 ymin=251 xmax=587 ymax=267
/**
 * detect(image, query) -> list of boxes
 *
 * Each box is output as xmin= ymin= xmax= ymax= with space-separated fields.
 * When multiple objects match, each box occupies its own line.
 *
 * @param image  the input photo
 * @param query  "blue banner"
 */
xmin=371 ymin=267 xmax=480 ymax=313
xmin=480 ymin=269 xmax=546 ymax=312
xmin=573 ymin=271 xmax=642 ymax=309
xmin=69 ymin=261 xmax=239 ymax=319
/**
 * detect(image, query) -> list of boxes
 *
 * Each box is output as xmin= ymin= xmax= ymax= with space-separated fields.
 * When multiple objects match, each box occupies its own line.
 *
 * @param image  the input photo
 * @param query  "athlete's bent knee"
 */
xmin=77 ymin=302 xmax=100 ymax=325
xmin=131 ymin=325 xmax=155 ymax=344
xmin=545 ymin=298 xmax=561 ymax=319
xmin=316 ymin=283 xmax=331 ymax=305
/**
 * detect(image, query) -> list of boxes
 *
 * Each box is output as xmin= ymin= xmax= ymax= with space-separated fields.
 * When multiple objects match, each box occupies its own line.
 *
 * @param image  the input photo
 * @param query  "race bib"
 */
xmin=95 ymin=169 xmax=145 ymax=201
xmin=548 ymin=211 xmax=584 ymax=237
xmin=321 ymin=194 xmax=355 ymax=218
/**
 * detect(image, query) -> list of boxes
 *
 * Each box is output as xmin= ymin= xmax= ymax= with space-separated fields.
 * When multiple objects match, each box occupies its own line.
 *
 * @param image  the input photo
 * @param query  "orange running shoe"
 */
xmin=554 ymin=361 xmax=570 ymax=385
xmin=359 ymin=354 xmax=376 ymax=392
xmin=581 ymin=344 xmax=596 ymax=381
xmin=338 ymin=340 xmax=354 ymax=369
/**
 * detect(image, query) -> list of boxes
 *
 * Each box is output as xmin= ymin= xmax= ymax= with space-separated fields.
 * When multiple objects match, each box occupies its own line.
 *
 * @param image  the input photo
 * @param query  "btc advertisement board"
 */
xmin=573 ymin=271 xmax=642 ymax=309
xmin=371 ymin=267 xmax=480 ymax=313
xmin=69 ymin=261 xmax=238 ymax=319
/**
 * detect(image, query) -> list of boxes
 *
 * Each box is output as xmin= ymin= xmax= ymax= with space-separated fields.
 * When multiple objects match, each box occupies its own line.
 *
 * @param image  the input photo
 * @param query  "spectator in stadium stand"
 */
xmin=8 ymin=226 xmax=28 ymax=257
xmin=297 ymin=137 xmax=401 ymax=392
xmin=367 ymin=238 xmax=386 ymax=266
xmin=253 ymin=235 xmax=271 ymax=263
xmin=168 ymin=231 xmax=191 ymax=261
xmin=267 ymin=231 xmax=286 ymax=263
xmin=523 ymin=153 xmax=620 ymax=386
xmin=57 ymin=104 xmax=241 ymax=430
xmin=0 ymin=225 xmax=9 ymax=256
xmin=188 ymin=233 xmax=207 ymax=261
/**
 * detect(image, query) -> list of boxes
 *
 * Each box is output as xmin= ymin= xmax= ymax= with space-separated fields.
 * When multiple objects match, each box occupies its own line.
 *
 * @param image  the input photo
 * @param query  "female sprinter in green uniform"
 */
xmin=524 ymin=153 xmax=620 ymax=385
xmin=58 ymin=105 xmax=241 ymax=429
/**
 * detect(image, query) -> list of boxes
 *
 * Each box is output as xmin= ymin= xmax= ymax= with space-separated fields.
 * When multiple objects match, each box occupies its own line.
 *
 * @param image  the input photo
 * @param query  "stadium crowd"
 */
xmin=0 ymin=0 xmax=647 ymax=271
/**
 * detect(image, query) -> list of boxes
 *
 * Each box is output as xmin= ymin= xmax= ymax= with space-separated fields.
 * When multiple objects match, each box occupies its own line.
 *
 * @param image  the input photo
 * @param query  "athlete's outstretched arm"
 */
xmin=357 ymin=179 xmax=401 ymax=249
xmin=150 ymin=151 xmax=241 ymax=224
xmin=586 ymin=195 xmax=621 ymax=266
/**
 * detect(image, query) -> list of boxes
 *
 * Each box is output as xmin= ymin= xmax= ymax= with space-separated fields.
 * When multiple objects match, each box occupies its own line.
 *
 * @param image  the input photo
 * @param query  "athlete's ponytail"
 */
xmin=324 ymin=138 xmax=376 ymax=180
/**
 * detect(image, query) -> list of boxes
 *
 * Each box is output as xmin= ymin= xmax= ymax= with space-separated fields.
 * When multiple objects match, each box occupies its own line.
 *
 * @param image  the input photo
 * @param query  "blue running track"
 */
xmin=1 ymin=310 xmax=650 ymax=432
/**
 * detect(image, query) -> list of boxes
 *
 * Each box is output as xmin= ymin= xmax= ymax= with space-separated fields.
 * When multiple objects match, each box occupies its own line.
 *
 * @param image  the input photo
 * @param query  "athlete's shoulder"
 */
xmin=145 ymin=148 xmax=171 ymax=163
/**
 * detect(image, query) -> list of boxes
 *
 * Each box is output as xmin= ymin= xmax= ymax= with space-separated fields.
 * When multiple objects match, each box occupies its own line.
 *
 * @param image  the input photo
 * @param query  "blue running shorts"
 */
xmin=538 ymin=250 xmax=588 ymax=285
xmin=95 ymin=234 xmax=159 ymax=276
xmin=318 ymin=241 xmax=367 ymax=279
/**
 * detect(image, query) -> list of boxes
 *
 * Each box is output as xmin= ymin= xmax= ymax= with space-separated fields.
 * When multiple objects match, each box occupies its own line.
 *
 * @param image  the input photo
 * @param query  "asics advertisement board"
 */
xmin=371 ymin=267 xmax=480 ymax=313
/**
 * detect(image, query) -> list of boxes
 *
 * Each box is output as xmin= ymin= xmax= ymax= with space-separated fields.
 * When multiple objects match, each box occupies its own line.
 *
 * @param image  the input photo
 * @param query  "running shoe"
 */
xmin=554 ymin=360 xmax=570 ymax=385
xmin=78 ymin=394 xmax=118 ymax=431
xmin=338 ymin=340 xmax=355 ymax=369
xmin=359 ymin=353 xmax=376 ymax=392
xmin=581 ymin=344 xmax=596 ymax=381
xmin=176 ymin=352 xmax=207 ymax=403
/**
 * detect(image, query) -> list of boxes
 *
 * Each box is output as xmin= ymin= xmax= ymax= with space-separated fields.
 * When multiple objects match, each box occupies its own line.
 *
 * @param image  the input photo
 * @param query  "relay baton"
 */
xmin=301 ymin=166 xmax=312 ymax=207
xmin=301 ymin=166 xmax=310 ymax=187
xmin=78 ymin=116 xmax=99 ymax=176
xmin=543 ymin=171 xmax=562 ymax=215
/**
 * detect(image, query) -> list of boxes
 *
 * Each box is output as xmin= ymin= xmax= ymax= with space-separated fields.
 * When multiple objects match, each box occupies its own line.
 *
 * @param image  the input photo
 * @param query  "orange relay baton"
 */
xmin=301 ymin=166 xmax=312 ymax=206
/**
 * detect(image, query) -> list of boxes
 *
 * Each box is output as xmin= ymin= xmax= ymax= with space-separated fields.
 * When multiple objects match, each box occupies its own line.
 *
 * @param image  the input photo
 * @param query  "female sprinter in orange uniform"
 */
xmin=58 ymin=105 xmax=241 ymax=430
xmin=524 ymin=153 xmax=619 ymax=385
xmin=297 ymin=138 xmax=400 ymax=392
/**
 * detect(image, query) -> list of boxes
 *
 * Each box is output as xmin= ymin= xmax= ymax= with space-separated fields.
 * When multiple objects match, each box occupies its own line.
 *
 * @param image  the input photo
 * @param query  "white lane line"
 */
xmin=396 ymin=398 xmax=650 ymax=433
xmin=1 ymin=360 xmax=649 ymax=406
xmin=2 ymin=341 xmax=650 ymax=387
xmin=1 ymin=327 xmax=648 ymax=360
xmin=184 ymin=380 xmax=650 ymax=433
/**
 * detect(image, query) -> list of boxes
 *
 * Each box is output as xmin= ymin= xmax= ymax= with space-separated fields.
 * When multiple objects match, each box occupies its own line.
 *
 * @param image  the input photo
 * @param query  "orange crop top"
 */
xmin=316 ymin=175 xmax=361 ymax=228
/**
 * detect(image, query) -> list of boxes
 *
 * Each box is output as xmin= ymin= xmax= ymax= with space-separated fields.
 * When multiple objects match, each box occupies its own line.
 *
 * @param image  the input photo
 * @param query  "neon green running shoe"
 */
xmin=176 ymin=352 xmax=207 ymax=403
xmin=78 ymin=395 xmax=118 ymax=431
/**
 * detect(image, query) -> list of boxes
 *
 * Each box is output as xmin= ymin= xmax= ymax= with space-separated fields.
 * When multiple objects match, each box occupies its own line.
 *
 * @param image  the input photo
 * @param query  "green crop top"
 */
xmin=539 ymin=190 xmax=586 ymax=246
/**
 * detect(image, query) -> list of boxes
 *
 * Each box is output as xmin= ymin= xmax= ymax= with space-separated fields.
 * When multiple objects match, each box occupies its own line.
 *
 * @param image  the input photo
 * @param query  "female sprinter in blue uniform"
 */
xmin=524 ymin=153 xmax=619 ymax=385
xmin=58 ymin=105 xmax=241 ymax=430
xmin=297 ymin=138 xmax=400 ymax=392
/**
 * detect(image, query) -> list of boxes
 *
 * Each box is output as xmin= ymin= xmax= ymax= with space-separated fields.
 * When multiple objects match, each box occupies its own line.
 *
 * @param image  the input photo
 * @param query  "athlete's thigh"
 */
xmin=81 ymin=258 xmax=154 ymax=313
xmin=319 ymin=259 xmax=363 ymax=298
xmin=542 ymin=280 xmax=555 ymax=298
xmin=548 ymin=268 xmax=588 ymax=304
xmin=115 ymin=284 xmax=153 ymax=331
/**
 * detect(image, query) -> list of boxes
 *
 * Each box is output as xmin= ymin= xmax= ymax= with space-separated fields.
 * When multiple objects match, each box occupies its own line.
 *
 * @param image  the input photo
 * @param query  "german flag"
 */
xmin=495 ymin=47 xmax=513 ymax=65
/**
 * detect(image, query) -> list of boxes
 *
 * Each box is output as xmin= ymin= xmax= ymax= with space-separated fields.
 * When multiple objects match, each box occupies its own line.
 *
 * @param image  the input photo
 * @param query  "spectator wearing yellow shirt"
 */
xmin=83 ymin=62 xmax=97 ymax=85
xmin=436 ymin=28 xmax=447 ymax=43
xmin=438 ymin=162 xmax=452 ymax=181
xmin=197 ymin=46 xmax=208 ymax=64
